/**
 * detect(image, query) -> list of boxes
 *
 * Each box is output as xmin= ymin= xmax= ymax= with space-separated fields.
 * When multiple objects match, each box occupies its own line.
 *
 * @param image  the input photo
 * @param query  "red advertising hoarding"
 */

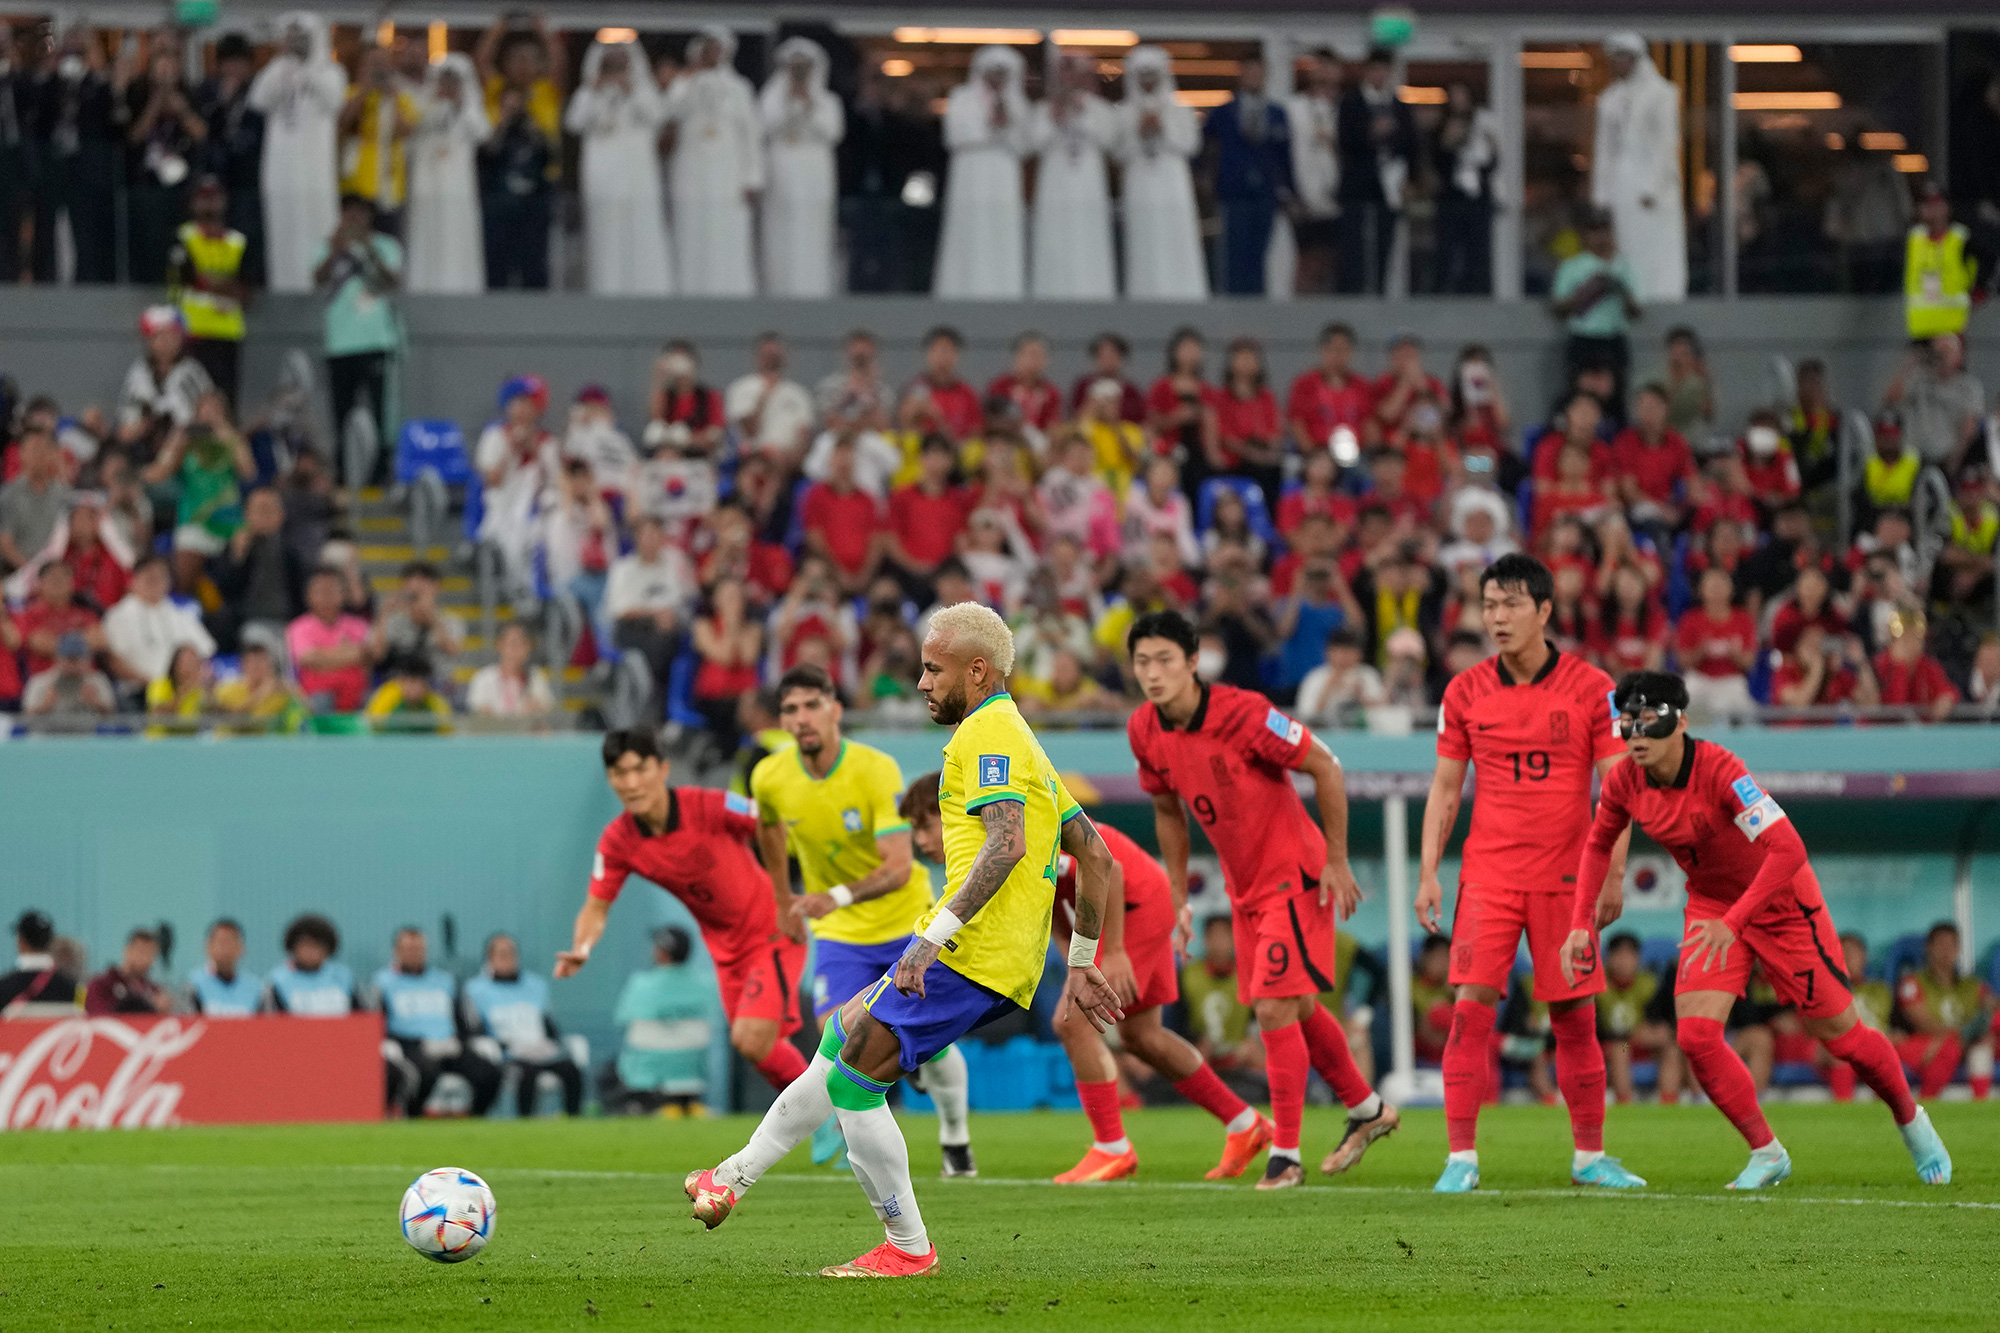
xmin=0 ymin=1013 xmax=384 ymax=1128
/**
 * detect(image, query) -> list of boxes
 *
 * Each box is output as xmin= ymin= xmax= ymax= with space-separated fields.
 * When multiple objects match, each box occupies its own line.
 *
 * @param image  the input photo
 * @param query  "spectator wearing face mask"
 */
xmin=1734 ymin=409 xmax=1802 ymax=521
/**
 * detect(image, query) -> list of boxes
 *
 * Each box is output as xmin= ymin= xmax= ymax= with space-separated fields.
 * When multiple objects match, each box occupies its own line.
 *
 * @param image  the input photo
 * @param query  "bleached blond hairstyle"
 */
xmin=926 ymin=601 xmax=1016 ymax=678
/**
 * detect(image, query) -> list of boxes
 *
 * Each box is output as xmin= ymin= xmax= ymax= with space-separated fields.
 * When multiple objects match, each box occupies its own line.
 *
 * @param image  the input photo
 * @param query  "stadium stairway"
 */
xmin=350 ymin=487 xmax=604 ymax=719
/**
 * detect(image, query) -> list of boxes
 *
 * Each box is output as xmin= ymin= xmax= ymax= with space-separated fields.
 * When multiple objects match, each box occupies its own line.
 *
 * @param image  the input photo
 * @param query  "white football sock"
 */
xmin=1268 ymin=1146 xmax=1301 ymax=1164
xmin=1350 ymin=1092 xmax=1383 ymax=1121
xmin=1573 ymin=1149 xmax=1605 ymax=1170
xmin=1093 ymin=1138 xmax=1133 ymax=1155
xmin=714 ymin=1053 xmax=834 ymax=1195
xmin=925 ymin=1045 xmax=972 ymax=1147
xmin=1447 ymin=1149 xmax=1478 ymax=1165
xmin=1224 ymin=1108 xmax=1258 ymax=1134
xmin=1750 ymin=1138 xmax=1787 ymax=1160
xmin=836 ymin=1102 xmax=928 ymax=1255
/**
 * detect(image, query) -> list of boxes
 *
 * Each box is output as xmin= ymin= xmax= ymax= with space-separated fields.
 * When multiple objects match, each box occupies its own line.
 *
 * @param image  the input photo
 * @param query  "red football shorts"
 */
xmin=1233 ymin=887 xmax=1340 ymax=1003
xmin=1674 ymin=886 xmax=1852 ymax=1021
xmin=1073 ymin=908 xmax=1180 ymax=1014
xmin=1451 ymin=883 xmax=1605 ymax=1003
xmin=715 ymin=936 xmax=807 ymax=1037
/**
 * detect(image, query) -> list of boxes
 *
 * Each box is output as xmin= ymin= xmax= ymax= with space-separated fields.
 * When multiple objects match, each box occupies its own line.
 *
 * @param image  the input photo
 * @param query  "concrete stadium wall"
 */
xmin=0 ymin=288 xmax=1943 ymax=447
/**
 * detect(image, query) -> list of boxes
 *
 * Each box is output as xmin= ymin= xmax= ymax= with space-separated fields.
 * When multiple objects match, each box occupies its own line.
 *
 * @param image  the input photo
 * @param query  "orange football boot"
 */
xmin=684 ymin=1168 xmax=737 ymax=1230
xmin=1054 ymin=1146 xmax=1140 ymax=1183
xmin=1206 ymin=1114 xmax=1275 ymax=1179
xmin=819 ymin=1241 xmax=941 ymax=1277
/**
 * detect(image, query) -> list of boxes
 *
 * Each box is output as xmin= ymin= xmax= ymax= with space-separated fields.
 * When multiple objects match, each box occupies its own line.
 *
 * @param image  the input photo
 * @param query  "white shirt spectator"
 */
xmin=802 ymin=429 xmax=902 ymax=500
xmin=118 ymin=355 xmax=214 ymax=438
xmin=725 ymin=372 xmax=816 ymax=457
xmin=1294 ymin=659 xmax=1388 ymax=724
xmin=466 ymin=663 xmax=556 ymax=716
xmin=604 ymin=545 xmax=697 ymax=622
xmin=562 ymin=419 xmax=639 ymax=495
xmin=104 ymin=590 xmax=216 ymax=681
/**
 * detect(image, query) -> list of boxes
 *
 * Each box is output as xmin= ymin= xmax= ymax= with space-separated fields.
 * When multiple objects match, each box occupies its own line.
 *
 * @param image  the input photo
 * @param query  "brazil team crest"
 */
xmin=841 ymin=807 xmax=863 ymax=833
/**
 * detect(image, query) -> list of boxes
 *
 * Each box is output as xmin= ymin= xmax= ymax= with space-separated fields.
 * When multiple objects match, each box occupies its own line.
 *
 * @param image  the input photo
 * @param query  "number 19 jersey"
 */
xmin=1436 ymin=648 xmax=1624 ymax=895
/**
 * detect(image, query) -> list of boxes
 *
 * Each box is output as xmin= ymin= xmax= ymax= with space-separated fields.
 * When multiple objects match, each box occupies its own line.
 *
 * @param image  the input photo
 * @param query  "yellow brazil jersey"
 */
xmin=926 ymin=691 xmax=1080 ymax=1007
xmin=751 ymin=740 xmax=933 ymax=948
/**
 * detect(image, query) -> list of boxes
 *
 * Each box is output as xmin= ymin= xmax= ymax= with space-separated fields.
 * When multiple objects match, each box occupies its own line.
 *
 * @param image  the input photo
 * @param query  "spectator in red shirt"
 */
xmin=1372 ymin=332 xmax=1447 ymax=438
xmin=1276 ymin=448 xmax=1359 ymax=540
xmin=1146 ymin=531 xmax=1201 ymax=608
xmin=1736 ymin=409 xmax=1803 ymax=518
xmin=1531 ymin=441 xmax=1611 ymax=544
xmin=1066 ymin=331 xmax=1146 ymax=423
xmin=1392 ymin=391 xmax=1454 ymax=507
xmin=1674 ymin=566 xmax=1759 ymax=720
xmin=1214 ymin=337 xmax=1285 ymax=509
xmin=1769 ymin=565 xmax=1847 ymax=653
xmin=17 ymin=561 xmax=105 ymax=677
xmin=1688 ymin=454 xmax=1759 ymax=534
xmin=800 ymin=434 xmax=885 ymax=594
xmin=1873 ymin=611 xmax=1961 ymax=721
xmin=1146 ymin=326 xmax=1223 ymax=498
xmin=909 ymin=325 xmax=981 ymax=442
xmin=1589 ymin=560 xmax=1669 ymax=677
xmin=1286 ymin=321 xmax=1377 ymax=454
xmin=697 ymin=502 xmax=793 ymax=610
xmin=1684 ymin=515 xmax=1750 ymax=585
xmin=645 ymin=341 xmax=727 ymax=457
xmin=884 ymin=434 xmax=970 ymax=595
xmin=1446 ymin=343 xmax=1513 ymax=447
xmin=1772 ymin=623 xmax=1877 ymax=713
xmin=1530 ymin=390 xmax=1615 ymax=483
xmin=0 ymin=603 xmax=19 ymax=708
xmin=1611 ymin=382 xmax=1695 ymax=533
xmin=60 ymin=498 xmax=131 ymax=613
xmin=985 ymin=330 xmax=1062 ymax=444
xmin=691 ymin=579 xmax=763 ymax=752
xmin=84 ymin=927 xmax=173 ymax=1016
xmin=1362 ymin=448 xmax=1431 ymax=527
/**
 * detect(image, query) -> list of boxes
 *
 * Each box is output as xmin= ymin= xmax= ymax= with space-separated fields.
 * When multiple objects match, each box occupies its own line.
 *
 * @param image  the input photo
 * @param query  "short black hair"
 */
xmin=339 ymin=193 xmax=377 ymax=218
xmin=386 ymin=649 xmax=433 ymax=681
xmin=923 ymin=325 xmax=963 ymax=349
xmin=15 ymin=910 xmax=54 ymax=952
xmin=1927 ymin=921 xmax=1960 ymax=944
xmin=899 ymin=770 xmax=942 ymax=822
xmin=933 ymin=556 xmax=971 ymax=584
xmin=1445 ymin=629 xmax=1486 ymax=652
xmin=400 ymin=559 xmax=440 ymax=582
xmin=602 ymin=727 xmax=664 ymax=767
xmin=1011 ymin=329 xmax=1046 ymax=351
xmin=127 ymin=927 xmax=159 ymax=946
xmin=1613 ymin=670 xmax=1690 ymax=714
xmin=1605 ymin=932 xmax=1641 ymax=954
xmin=1089 ymin=331 xmax=1130 ymax=358
xmin=1326 ymin=625 xmax=1364 ymax=650
xmin=1419 ymin=932 xmax=1451 ymax=955
xmin=652 ymin=926 xmax=692 ymax=964
xmin=208 ymin=917 xmax=244 ymax=938
xmin=1479 ymin=553 xmax=1554 ymax=608
xmin=282 ymin=913 xmax=339 ymax=956
xmin=1318 ymin=321 xmax=1357 ymax=346
xmin=132 ymin=553 xmax=170 ymax=579
xmin=1127 ymin=609 xmax=1199 ymax=659
xmin=776 ymin=664 xmax=837 ymax=706
xmin=216 ymin=33 xmax=254 ymax=62
xmin=393 ymin=924 xmax=425 ymax=941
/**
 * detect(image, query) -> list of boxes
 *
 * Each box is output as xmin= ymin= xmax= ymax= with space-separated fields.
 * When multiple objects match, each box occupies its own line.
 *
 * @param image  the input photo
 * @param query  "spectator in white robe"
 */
xmin=662 ymin=26 xmax=762 ymax=297
xmin=1029 ymin=53 xmax=1117 ymax=300
xmin=758 ymin=37 xmax=843 ymax=298
xmin=566 ymin=36 xmax=673 ymax=296
xmin=1115 ymin=46 xmax=1206 ymax=300
xmin=249 ymin=12 xmax=345 ymax=294
xmin=405 ymin=54 xmax=488 ymax=294
xmin=933 ymin=45 xmax=1031 ymax=299
xmin=1592 ymin=33 xmax=1686 ymax=301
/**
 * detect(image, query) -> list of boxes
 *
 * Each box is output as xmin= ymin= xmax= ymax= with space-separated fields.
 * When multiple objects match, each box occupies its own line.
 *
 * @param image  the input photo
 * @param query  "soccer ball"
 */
xmin=400 ymin=1168 xmax=496 ymax=1263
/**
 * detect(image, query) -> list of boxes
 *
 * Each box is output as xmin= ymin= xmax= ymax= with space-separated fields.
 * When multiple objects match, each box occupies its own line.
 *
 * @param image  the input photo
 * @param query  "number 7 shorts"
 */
xmin=1674 ymin=885 xmax=1853 ymax=1021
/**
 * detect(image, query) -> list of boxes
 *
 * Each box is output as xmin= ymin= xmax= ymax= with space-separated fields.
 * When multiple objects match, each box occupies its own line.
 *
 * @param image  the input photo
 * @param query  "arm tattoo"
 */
xmin=1061 ymin=815 xmax=1108 ymax=935
xmin=945 ymin=800 xmax=1026 ymax=923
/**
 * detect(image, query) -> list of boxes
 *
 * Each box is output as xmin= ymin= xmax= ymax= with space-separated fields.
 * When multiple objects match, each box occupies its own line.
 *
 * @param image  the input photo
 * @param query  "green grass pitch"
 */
xmin=5 ymin=1103 xmax=1996 ymax=1331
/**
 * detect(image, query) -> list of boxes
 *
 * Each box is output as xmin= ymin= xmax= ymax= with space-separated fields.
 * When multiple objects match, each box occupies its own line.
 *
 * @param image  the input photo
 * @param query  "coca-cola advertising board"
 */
xmin=0 ymin=1013 xmax=384 ymax=1128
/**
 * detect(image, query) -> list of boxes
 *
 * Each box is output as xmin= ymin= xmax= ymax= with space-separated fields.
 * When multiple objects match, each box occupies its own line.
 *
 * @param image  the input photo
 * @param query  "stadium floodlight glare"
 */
xmin=595 ymin=27 xmax=638 ymax=44
xmin=1176 ymin=90 xmax=1234 ymax=108
xmin=881 ymin=58 xmax=915 ymax=77
xmin=1892 ymin=153 xmax=1929 ymax=173
xmin=1051 ymin=30 xmax=1139 ymax=47
xmin=1520 ymin=51 xmax=1593 ymax=69
xmin=427 ymin=20 xmax=446 ymax=63
xmin=1858 ymin=131 xmax=1907 ymax=151
xmin=1732 ymin=91 xmax=1842 ymax=110
xmin=1729 ymin=44 xmax=1803 ymax=62
xmin=1397 ymin=86 xmax=1448 ymax=104
xmin=893 ymin=27 xmax=1042 ymax=45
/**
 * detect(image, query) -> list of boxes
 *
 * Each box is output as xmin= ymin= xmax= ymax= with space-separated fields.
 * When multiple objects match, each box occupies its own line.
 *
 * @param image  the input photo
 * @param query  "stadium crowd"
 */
xmin=3 ymin=298 xmax=1997 ymax=734
xmin=7 ymin=901 xmax=1994 ymax=1113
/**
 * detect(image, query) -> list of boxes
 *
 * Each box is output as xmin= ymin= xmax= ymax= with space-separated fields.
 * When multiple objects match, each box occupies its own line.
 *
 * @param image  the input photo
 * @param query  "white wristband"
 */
xmin=1068 ymin=933 xmax=1100 ymax=968
xmin=828 ymin=885 xmax=855 ymax=909
xmin=921 ymin=907 xmax=965 ymax=946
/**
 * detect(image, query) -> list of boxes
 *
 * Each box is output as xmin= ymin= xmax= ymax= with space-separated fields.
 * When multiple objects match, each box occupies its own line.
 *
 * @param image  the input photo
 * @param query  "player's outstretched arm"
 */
xmin=1057 ymin=813 xmax=1128 ymax=1033
xmin=555 ymin=897 xmax=609 ymax=979
xmin=1150 ymin=792 xmax=1194 ymax=958
xmin=1416 ymin=757 xmax=1468 ymax=933
xmin=1299 ymin=736 xmax=1360 ymax=919
xmin=892 ymin=800 xmax=1026 ymax=998
xmin=1591 ymin=754 xmax=1634 ymax=927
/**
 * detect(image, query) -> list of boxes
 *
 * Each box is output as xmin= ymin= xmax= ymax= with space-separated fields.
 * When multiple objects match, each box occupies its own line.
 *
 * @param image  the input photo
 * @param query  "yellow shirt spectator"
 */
xmin=341 ymin=85 xmax=419 ymax=210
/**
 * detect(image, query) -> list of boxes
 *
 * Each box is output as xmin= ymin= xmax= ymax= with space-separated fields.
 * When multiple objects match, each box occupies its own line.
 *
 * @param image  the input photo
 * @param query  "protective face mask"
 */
xmin=1195 ymin=648 xmax=1226 ymax=680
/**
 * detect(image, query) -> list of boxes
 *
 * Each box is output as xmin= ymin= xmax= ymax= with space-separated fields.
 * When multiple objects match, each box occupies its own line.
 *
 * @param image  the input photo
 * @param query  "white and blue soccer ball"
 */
xmin=400 ymin=1168 xmax=496 ymax=1263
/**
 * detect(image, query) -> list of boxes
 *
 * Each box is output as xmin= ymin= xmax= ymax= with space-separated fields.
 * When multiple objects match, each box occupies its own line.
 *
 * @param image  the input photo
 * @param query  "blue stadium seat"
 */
xmin=1640 ymin=937 xmax=1681 ymax=974
xmin=1195 ymin=477 xmax=1278 ymax=547
xmin=394 ymin=419 xmax=473 ymax=487
xmin=461 ymin=471 xmax=486 ymax=543
xmin=663 ymin=645 xmax=707 ymax=731
xmin=1880 ymin=933 xmax=1927 ymax=986
xmin=1985 ymin=943 xmax=2000 ymax=995
xmin=1747 ymin=648 xmax=1776 ymax=705
xmin=782 ymin=478 xmax=814 ymax=557
xmin=1665 ymin=532 xmax=1694 ymax=620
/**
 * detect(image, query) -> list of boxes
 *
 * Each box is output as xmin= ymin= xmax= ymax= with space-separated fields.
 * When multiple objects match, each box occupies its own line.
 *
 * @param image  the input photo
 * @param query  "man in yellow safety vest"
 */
xmin=168 ymin=176 xmax=248 ymax=409
xmin=1906 ymin=181 xmax=1980 ymax=342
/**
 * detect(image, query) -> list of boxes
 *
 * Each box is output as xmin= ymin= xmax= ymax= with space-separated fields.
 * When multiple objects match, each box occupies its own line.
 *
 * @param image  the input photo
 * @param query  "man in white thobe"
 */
xmin=759 ymin=37 xmax=843 ymax=298
xmin=566 ymin=37 xmax=673 ymax=295
xmin=662 ymin=26 xmax=762 ymax=297
xmin=1287 ymin=47 xmax=1342 ymax=294
xmin=934 ymin=45 xmax=1031 ymax=299
xmin=1114 ymin=46 xmax=1206 ymax=300
xmin=1592 ymin=32 xmax=1686 ymax=301
xmin=1029 ymin=53 xmax=1116 ymax=300
xmin=249 ymin=12 xmax=345 ymax=293
xmin=405 ymin=54 xmax=488 ymax=294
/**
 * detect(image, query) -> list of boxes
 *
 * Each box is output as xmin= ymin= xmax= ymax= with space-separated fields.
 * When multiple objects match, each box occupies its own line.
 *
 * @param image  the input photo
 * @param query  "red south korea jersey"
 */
xmin=588 ymin=786 xmax=778 ymax=966
xmin=1054 ymin=822 xmax=1173 ymax=939
xmin=1437 ymin=647 xmax=1624 ymax=894
xmin=1128 ymin=683 xmax=1325 ymax=909
xmin=1585 ymin=739 xmax=1817 ymax=916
